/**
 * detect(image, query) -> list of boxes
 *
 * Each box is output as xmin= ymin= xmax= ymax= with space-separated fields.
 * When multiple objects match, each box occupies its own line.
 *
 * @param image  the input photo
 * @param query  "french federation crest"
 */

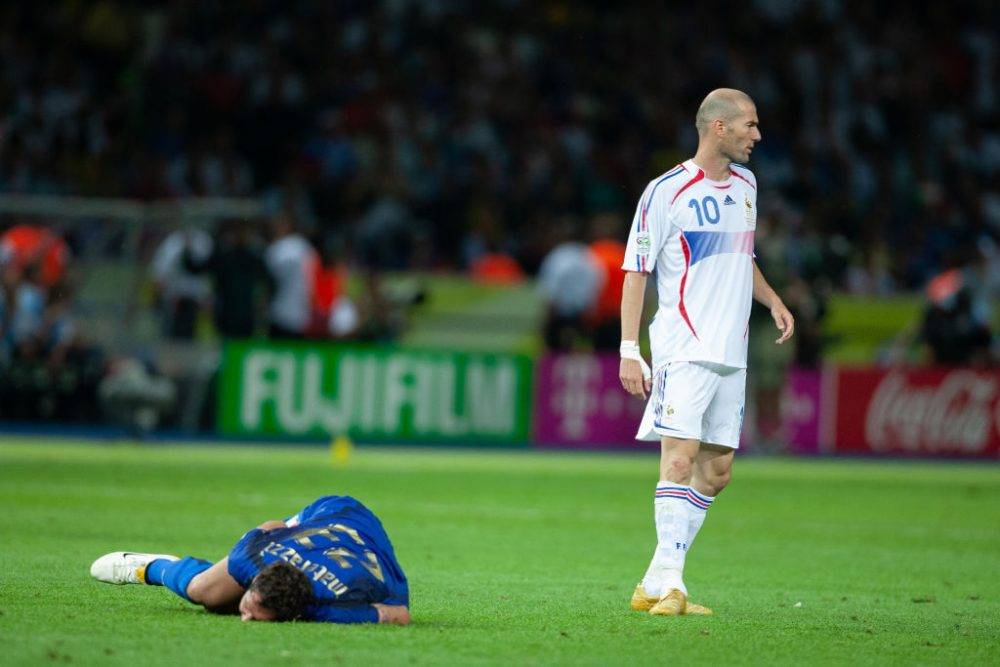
xmin=744 ymin=193 xmax=755 ymax=229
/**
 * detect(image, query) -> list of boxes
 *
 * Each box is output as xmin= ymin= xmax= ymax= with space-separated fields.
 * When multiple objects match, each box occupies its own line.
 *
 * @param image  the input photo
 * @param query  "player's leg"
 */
xmin=143 ymin=556 xmax=215 ymax=603
xmin=670 ymin=367 xmax=743 ymax=615
xmin=690 ymin=365 xmax=744 ymax=533
xmin=655 ymin=445 xmax=732 ymax=617
xmin=688 ymin=444 xmax=734 ymax=550
xmin=92 ymin=552 xmax=242 ymax=612
xmin=183 ymin=557 xmax=246 ymax=613
xmin=143 ymin=555 xmax=244 ymax=612
xmin=638 ymin=435 xmax=701 ymax=615
xmin=632 ymin=362 xmax=726 ymax=615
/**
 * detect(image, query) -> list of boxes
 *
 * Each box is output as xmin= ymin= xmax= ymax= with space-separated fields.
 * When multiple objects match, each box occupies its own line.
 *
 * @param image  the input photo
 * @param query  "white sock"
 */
xmin=640 ymin=483 xmax=693 ymax=597
xmin=686 ymin=487 xmax=715 ymax=551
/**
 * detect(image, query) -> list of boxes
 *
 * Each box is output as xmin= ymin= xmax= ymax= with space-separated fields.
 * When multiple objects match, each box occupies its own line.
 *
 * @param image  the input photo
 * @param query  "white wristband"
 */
xmin=619 ymin=340 xmax=651 ymax=380
xmin=620 ymin=340 xmax=640 ymax=358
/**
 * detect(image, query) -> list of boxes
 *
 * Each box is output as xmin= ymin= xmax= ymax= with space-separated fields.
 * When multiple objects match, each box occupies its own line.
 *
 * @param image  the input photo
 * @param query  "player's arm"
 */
xmin=620 ymin=271 xmax=652 ymax=398
xmin=307 ymin=603 xmax=409 ymax=625
xmin=752 ymin=261 xmax=794 ymax=344
xmin=257 ymin=520 xmax=287 ymax=531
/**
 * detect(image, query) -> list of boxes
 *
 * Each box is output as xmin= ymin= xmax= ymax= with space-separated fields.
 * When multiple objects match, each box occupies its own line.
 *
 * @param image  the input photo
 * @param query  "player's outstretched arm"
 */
xmin=620 ymin=271 xmax=652 ymax=398
xmin=752 ymin=261 xmax=794 ymax=344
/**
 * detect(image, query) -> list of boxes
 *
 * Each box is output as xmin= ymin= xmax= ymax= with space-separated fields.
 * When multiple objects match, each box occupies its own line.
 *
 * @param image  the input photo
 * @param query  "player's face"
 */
xmin=239 ymin=589 xmax=278 ymax=622
xmin=721 ymin=102 xmax=761 ymax=164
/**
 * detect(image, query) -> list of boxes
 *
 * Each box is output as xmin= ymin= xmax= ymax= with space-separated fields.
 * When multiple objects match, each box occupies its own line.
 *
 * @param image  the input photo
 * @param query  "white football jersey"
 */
xmin=622 ymin=159 xmax=757 ymax=369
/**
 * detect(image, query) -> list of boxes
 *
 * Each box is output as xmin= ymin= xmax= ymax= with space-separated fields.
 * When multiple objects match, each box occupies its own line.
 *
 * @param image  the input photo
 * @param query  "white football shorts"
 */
xmin=636 ymin=361 xmax=746 ymax=449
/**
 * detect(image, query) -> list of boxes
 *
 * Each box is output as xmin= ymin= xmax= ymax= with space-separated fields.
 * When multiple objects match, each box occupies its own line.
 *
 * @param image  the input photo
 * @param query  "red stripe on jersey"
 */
xmin=641 ymin=164 xmax=685 ymax=230
xmin=730 ymin=169 xmax=755 ymax=189
xmin=678 ymin=234 xmax=700 ymax=340
xmin=671 ymin=171 xmax=706 ymax=204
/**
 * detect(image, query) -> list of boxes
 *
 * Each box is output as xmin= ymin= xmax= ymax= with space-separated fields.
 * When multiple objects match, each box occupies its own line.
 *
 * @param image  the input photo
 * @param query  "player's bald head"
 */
xmin=695 ymin=89 xmax=755 ymax=137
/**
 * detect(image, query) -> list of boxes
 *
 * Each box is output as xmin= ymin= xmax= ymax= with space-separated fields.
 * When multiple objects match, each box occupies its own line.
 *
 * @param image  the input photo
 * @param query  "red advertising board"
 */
xmin=831 ymin=368 xmax=1000 ymax=458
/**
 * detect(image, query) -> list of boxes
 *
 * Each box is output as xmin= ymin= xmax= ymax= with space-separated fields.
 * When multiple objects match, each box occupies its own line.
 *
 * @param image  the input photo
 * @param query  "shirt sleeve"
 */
xmin=226 ymin=528 xmax=265 ymax=587
xmin=307 ymin=604 xmax=380 ymax=624
xmin=622 ymin=180 xmax=672 ymax=273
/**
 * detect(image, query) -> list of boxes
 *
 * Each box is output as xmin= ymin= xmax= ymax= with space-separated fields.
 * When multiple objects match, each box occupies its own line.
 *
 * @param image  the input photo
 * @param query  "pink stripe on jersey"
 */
xmin=730 ymin=169 xmax=755 ymax=189
xmin=683 ymin=230 xmax=755 ymax=265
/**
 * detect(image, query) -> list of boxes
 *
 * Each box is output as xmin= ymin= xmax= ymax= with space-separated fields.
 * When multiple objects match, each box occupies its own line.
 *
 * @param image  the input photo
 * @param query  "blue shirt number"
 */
xmin=688 ymin=197 xmax=720 ymax=226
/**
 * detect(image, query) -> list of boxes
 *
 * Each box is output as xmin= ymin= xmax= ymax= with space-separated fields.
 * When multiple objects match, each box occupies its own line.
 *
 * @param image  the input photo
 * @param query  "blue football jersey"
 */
xmin=227 ymin=496 xmax=408 ymax=623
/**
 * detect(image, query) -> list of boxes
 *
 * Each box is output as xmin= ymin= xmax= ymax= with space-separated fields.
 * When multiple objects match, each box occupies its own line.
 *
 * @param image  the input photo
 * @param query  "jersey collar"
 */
xmin=685 ymin=159 xmax=732 ymax=187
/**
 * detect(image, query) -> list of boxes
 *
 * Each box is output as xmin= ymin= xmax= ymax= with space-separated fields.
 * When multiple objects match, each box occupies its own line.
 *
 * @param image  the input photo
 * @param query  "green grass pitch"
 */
xmin=1 ymin=438 xmax=998 ymax=665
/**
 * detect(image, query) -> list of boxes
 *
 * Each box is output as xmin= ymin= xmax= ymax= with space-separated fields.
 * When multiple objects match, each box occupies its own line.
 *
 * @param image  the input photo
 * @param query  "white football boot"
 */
xmin=90 ymin=551 xmax=179 ymax=584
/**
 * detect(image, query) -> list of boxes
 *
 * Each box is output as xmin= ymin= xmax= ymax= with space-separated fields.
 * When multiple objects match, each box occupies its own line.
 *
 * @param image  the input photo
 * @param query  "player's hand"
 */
xmin=619 ymin=341 xmax=652 ymax=399
xmin=771 ymin=300 xmax=795 ymax=344
xmin=374 ymin=603 xmax=411 ymax=625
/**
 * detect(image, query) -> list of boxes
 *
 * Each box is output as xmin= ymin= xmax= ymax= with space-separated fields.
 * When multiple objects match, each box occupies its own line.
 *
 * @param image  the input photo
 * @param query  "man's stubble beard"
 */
xmin=721 ymin=144 xmax=749 ymax=165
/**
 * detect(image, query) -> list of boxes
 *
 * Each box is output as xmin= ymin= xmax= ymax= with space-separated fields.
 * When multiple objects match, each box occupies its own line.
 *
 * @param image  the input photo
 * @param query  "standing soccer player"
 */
xmin=619 ymin=89 xmax=794 ymax=616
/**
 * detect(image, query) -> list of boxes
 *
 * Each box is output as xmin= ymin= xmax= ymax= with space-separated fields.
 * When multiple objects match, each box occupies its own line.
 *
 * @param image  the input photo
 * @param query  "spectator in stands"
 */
xmin=537 ymin=218 xmax=602 ymax=352
xmin=1 ymin=3 xmax=994 ymax=294
xmin=264 ymin=213 xmax=318 ymax=340
xmin=0 ymin=225 xmax=70 ymax=290
xmin=919 ymin=258 xmax=994 ymax=366
xmin=151 ymin=228 xmax=213 ymax=340
xmin=183 ymin=219 xmax=269 ymax=339
xmin=0 ymin=226 xmax=104 ymax=423
xmin=586 ymin=214 xmax=627 ymax=351
xmin=310 ymin=235 xmax=359 ymax=340
xmin=469 ymin=243 xmax=526 ymax=286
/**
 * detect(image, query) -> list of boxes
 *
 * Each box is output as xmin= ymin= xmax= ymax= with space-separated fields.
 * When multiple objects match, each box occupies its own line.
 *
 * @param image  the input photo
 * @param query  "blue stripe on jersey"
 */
xmin=640 ymin=166 xmax=687 ymax=220
xmin=682 ymin=230 xmax=755 ymax=266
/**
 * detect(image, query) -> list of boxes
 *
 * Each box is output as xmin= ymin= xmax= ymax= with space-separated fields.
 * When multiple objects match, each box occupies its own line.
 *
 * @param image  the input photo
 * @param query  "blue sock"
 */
xmin=144 ymin=559 xmax=172 ymax=585
xmin=146 ymin=557 xmax=212 ymax=602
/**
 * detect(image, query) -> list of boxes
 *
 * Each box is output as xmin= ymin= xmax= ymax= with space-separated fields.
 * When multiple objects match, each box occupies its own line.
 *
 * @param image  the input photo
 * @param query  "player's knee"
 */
xmin=711 ymin=468 xmax=732 ymax=494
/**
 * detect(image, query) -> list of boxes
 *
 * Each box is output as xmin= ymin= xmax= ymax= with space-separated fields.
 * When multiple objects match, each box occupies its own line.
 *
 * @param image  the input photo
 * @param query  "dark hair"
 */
xmin=250 ymin=562 xmax=313 ymax=621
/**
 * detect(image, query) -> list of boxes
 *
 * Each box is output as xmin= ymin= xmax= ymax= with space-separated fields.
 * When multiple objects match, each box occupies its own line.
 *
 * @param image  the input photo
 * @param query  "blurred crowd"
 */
xmin=0 ymin=212 xmax=431 ymax=427
xmin=0 ymin=224 xmax=105 ymax=422
xmin=150 ymin=213 xmax=418 ymax=343
xmin=0 ymin=1 xmax=998 ymax=387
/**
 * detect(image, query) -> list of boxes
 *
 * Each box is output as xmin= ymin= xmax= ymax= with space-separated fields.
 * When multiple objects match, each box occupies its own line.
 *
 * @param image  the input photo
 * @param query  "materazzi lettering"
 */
xmin=261 ymin=541 xmax=349 ymax=595
xmin=864 ymin=371 xmax=997 ymax=453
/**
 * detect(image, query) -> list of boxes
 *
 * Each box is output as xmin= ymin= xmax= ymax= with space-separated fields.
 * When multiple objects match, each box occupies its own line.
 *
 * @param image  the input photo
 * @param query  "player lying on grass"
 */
xmin=90 ymin=495 xmax=410 ymax=624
